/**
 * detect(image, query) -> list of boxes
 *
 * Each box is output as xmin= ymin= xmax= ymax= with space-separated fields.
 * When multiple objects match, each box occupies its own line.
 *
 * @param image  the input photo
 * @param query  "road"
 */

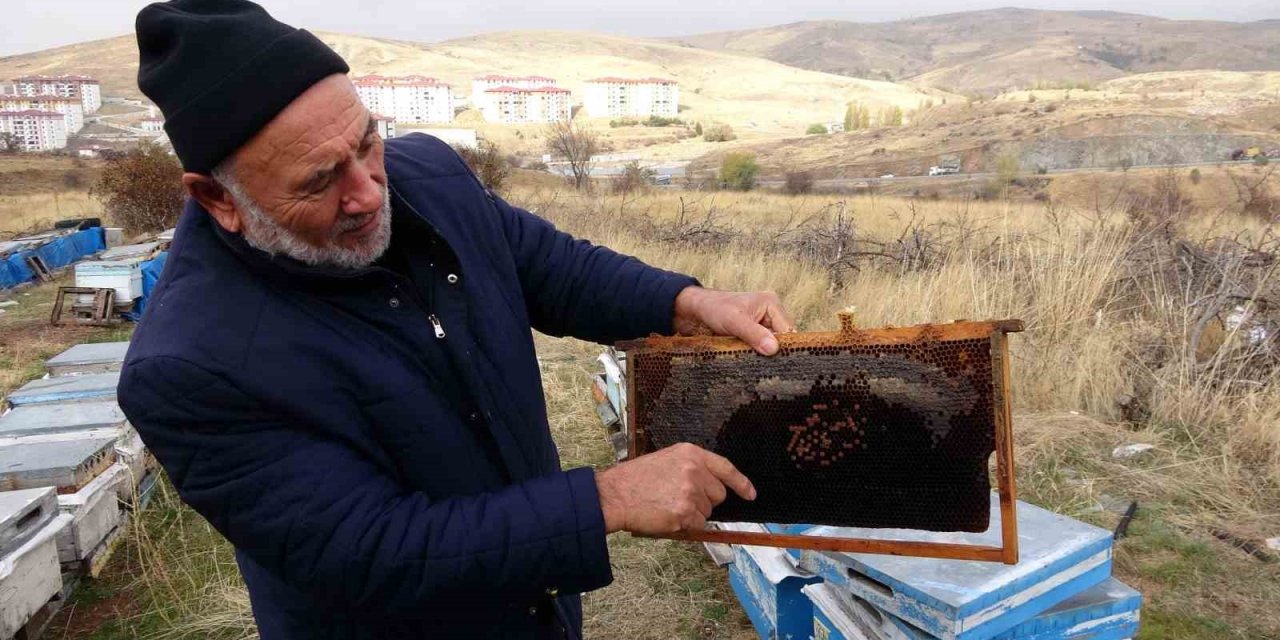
xmin=756 ymin=159 xmax=1260 ymax=190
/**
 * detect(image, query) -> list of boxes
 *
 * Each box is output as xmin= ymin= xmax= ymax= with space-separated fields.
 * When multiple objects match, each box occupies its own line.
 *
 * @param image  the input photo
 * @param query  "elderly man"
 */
xmin=121 ymin=1 xmax=793 ymax=638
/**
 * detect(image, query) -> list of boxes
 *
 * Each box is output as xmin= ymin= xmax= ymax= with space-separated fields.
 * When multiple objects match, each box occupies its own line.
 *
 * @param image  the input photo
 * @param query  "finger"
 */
xmin=762 ymin=302 xmax=796 ymax=334
xmin=701 ymin=450 xmax=757 ymax=501
xmin=722 ymin=310 xmax=779 ymax=356
xmin=691 ymin=464 xmax=728 ymax=506
xmin=681 ymin=511 xmax=708 ymax=532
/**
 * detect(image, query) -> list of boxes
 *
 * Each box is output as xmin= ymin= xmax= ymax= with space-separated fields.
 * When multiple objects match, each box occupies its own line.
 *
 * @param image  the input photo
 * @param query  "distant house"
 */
xmin=0 ymin=96 xmax=83 ymax=133
xmin=11 ymin=75 xmax=102 ymax=113
xmin=583 ymin=77 xmax=679 ymax=119
xmin=352 ymin=75 xmax=454 ymax=124
xmin=0 ymin=110 xmax=69 ymax=151
xmin=481 ymin=86 xmax=571 ymax=124
xmin=139 ymin=117 xmax=165 ymax=133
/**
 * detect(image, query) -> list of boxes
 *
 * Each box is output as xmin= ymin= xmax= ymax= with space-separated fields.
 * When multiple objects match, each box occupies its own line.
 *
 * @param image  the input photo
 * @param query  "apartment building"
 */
xmin=582 ymin=77 xmax=679 ymax=119
xmin=0 ymin=110 xmax=69 ymax=151
xmin=0 ymin=96 xmax=83 ymax=133
xmin=12 ymin=75 xmax=102 ymax=113
xmin=352 ymin=75 xmax=454 ymax=124
xmin=480 ymin=86 xmax=571 ymax=124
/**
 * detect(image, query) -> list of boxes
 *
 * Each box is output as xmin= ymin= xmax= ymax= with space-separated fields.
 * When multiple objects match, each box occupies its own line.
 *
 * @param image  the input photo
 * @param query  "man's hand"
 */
xmin=595 ymin=443 xmax=756 ymax=535
xmin=673 ymin=286 xmax=795 ymax=355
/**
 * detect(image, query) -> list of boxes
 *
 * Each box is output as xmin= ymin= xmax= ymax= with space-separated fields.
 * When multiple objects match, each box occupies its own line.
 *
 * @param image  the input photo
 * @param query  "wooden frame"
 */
xmin=619 ymin=317 xmax=1022 ymax=564
xmin=50 ymin=287 xmax=117 ymax=327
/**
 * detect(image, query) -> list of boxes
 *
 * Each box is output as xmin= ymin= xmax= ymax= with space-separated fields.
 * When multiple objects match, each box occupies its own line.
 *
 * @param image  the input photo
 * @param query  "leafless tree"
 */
xmin=545 ymin=119 xmax=599 ymax=191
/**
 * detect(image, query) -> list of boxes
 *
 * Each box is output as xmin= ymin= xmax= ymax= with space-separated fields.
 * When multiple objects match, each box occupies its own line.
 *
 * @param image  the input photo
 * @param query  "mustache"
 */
xmin=333 ymin=187 xmax=390 ymax=232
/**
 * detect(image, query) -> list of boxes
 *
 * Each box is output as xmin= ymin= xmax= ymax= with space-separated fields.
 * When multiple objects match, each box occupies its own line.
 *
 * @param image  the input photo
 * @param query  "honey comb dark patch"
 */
xmin=625 ymin=326 xmax=1004 ymax=532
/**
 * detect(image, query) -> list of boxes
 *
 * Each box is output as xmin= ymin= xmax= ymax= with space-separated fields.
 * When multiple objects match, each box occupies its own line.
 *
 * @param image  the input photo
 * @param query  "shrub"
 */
xmin=806 ymin=124 xmax=828 ymax=135
xmin=645 ymin=116 xmax=684 ymax=127
xmin=1189 ymin=168 xmax=1202 ymax=184
xmin=1255 ymin=155 xmax=1270 ymax=167
xmin=91 ymin=142 xmax=185 ymax=234
xmin=783 ymin=171 xmax=814 ymax=195
xmin=456 ymin=141 xmax=511 ymax=193
xmin=612 ymin=161 xmax=656 ymax=195
xmin=719 ymin=152 xmax=759 ymax=191
xmin=703 ymin=124 xmax=736 ymax=142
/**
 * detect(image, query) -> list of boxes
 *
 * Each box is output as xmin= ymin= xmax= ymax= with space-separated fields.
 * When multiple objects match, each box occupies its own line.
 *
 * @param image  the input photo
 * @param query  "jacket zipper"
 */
xmin=427 ymin=314 xmax=446 ymax=338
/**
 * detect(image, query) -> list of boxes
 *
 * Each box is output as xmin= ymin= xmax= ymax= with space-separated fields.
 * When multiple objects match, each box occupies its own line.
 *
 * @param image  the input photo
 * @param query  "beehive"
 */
xmin=619 ymin=317 xmax=1022 ymax=532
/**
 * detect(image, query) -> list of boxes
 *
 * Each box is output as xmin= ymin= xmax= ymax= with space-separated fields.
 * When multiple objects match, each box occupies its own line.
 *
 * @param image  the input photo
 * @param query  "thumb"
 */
xmin=725 ymin=312 xmax=779 ymax=356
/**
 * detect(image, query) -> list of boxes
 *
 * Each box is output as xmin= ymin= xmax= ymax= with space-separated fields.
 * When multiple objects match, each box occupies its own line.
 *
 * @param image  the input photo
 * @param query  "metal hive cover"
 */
xmin=45 ymin=341 xmax=130 ymax=375
xmin=0 ymin=401 xmax=128 ymax=438
xmin=619 ymin=317 xmax=1021 ymax=533
xmin=6 ymin=371 xmax=121 ymax=407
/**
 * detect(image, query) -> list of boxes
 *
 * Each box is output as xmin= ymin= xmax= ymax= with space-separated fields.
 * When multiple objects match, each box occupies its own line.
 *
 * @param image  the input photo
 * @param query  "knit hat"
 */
xmin=136 ymin=0 xmax=350 ymax=173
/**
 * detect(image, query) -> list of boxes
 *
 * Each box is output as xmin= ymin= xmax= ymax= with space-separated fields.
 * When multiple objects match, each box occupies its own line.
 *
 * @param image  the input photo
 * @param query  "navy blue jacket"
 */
xmin=118 ymin=134 xmax=697 ymax=638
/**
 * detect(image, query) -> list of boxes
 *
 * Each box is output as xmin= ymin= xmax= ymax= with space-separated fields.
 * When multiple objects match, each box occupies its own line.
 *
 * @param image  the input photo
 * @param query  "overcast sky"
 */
xmin=2 ymin=0 xmax=1277 ymax=57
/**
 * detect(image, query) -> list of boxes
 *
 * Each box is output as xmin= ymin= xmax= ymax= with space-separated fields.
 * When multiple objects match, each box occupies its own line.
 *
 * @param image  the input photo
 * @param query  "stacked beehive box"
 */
xmin=0 ymin=340 xmax=156 ymax=639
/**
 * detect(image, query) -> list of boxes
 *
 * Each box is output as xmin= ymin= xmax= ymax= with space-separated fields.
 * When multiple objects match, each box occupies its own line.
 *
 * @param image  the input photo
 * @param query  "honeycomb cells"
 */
xmin=628 ymin=330 xmax=1000 ymax=532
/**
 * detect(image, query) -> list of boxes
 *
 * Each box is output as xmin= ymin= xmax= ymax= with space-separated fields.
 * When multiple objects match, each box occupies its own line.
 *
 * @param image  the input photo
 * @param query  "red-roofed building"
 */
xmin=352 ymin=75 xmax=454 ymax=124
xmin=583 ymin=77 xmax=679 ymax=119
xmin=481 ymin=86 xmax=571 ymax=124
xmin=11 ymin=75 xmax=101 ymax=113
xmin=0 ymin=96 xmax=83 ymax=133
xmin=0 ymin=110 xmax=68 ymax=151
xmin=470 ymin=75 xmax=560 ymax=108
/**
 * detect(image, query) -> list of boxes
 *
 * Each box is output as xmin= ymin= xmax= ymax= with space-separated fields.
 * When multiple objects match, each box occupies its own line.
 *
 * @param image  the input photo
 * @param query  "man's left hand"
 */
xmin=672 ymin=286 xmax=795 ymax=356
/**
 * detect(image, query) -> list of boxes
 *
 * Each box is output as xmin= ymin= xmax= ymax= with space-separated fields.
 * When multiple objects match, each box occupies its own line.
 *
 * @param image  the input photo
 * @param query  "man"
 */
xmin=121 ymin=1 xmax=794 ymax=638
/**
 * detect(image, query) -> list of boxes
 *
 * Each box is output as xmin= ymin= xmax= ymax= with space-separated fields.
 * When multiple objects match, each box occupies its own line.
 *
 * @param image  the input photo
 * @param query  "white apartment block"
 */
xmin=140 ymin=117 xmax=165 ymax=133
xmin=0 ymin=110 xmax=68 ymax=152
xmin=481 ymin=86 xmax=571 ymax=124
xmin=583 ymin=77 xmax=679 ymax=119
xmin=12 ymin=75 xmax=102 ymax=113
xmin=470 ymin=75 xmax=557 ymax=107
xmin=352 ymin=75 xmax=454 ymax=124
xmin=0 ymin=96 xmax=83 ymax=133
xmin=372 ymin=114 xmax=396 ymax=139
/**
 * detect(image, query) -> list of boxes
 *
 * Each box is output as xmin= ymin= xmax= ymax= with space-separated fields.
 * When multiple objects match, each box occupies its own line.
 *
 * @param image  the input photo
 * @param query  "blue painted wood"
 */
xmin=6 ymin=372 xmax=120 ymax=407
xmin=725 ymin=524 xmax=822 ymax=640
xmin=776 ymin=495 xmax=1114 ymax=640
xmin=805 ymin=579 xmax=1140 ymax=640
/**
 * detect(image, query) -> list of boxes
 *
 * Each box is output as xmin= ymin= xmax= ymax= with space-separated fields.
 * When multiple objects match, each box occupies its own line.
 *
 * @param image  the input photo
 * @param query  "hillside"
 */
xmin=0 ymin=30 xmax=946 ymax=138
xmin=686 ymin=70 xmax=1280 ymax=179
xmin=675 ymin=9 xmax=1280 ymax=93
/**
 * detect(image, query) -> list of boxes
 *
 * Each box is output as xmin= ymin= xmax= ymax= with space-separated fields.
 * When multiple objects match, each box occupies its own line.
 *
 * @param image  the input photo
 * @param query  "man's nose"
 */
xmin=338 ymin=160 xmax=385 ymax=215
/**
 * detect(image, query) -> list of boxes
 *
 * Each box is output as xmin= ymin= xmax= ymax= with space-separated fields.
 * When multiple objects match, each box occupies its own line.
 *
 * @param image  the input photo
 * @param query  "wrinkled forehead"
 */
xmin=230 ymin=74 xmax=368 ymax=177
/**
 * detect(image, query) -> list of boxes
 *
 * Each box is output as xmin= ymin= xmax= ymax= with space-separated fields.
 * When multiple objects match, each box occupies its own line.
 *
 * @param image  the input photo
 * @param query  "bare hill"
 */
xmin=675 ymin=9 xmax=1280 ymax=93
xmin=687 ymin=71 xmax=1280 ymax=179
xmin=0 ymin=30 xmax=946 ymax=137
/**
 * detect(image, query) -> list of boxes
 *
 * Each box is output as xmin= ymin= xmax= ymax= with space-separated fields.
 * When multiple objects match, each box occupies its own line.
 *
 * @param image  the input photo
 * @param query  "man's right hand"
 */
xmin=594 ymin=443 xmax=757 ymax=535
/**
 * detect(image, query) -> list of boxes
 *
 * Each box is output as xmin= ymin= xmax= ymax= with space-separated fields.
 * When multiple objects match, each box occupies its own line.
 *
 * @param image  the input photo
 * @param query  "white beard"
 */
xmin=213 ymin=166 xmax=392 ymax=270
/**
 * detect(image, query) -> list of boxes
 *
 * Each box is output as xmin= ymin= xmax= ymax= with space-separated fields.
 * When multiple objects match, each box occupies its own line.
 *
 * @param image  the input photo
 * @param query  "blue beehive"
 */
xmin=803 ymin=578 xmax=1141 ymax=640
xmin=45 ymin=341 xmax=129 ymax=376
xmin=724 ymin=523 xmax=822 ymax=640
xmin=785 ymin=495 xmax=1114 ymax=640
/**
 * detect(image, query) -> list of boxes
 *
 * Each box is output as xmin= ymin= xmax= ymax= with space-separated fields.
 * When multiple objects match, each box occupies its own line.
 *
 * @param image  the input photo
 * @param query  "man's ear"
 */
xmin=183 ymin=172 xmax=242 ymax=233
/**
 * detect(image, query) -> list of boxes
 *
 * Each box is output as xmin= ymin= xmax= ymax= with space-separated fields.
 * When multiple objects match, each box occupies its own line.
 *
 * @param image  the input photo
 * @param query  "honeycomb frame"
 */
xmin=617 ymin=314 xmax=1022 ymax=563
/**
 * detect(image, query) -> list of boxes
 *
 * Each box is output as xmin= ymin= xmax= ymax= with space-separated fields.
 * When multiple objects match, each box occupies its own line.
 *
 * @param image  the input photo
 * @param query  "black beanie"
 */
xmin=136 ymin=0 xmax=350 ymax=173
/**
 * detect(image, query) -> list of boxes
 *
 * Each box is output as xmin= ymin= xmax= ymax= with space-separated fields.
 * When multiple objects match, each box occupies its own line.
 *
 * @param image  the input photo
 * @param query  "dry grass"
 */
xmin=19 ymin=181 xmax=1280 ymax=639
xmin=0 ymin=191 xmax=101 ymax=234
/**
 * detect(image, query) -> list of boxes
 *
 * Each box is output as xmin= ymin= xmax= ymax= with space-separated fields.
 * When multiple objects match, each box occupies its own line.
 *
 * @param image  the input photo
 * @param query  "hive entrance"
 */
xmin=618 ymin=316 xmax=1023 ymax=562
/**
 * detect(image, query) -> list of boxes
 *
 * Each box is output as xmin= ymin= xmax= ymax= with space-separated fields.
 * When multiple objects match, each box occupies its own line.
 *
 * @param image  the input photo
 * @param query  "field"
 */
xmin=0 ymin=167 xmax=1273 ymax=638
